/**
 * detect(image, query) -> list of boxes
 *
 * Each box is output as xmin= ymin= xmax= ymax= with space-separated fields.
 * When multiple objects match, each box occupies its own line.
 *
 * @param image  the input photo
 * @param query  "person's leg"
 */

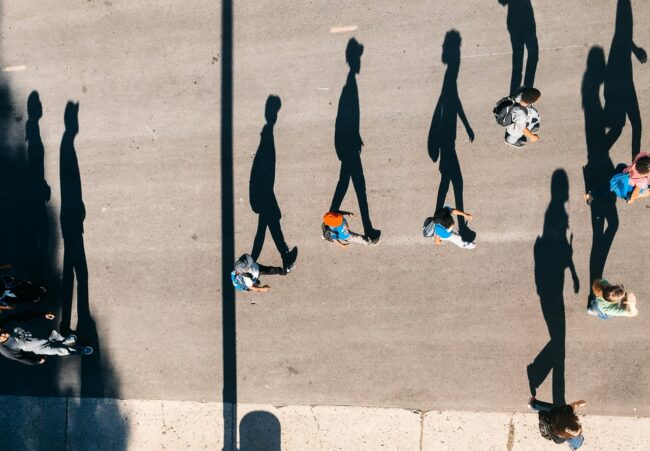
xmin=529 ymin=398 xmax=553 ymax=412
xmin=330 ymin=159 xmax=351 ymax=212
xmin=348 ymin=230 xmax=370 ymax=245
xmin=257 ymin=263 xmax=286 ymax=276
xmin=251 ymin=215 xmax=267 ymax=261
xmin=446 ymin=232 xmax=475 ymax=249
xmin=21 ymin=337 xmax=74 ymax=356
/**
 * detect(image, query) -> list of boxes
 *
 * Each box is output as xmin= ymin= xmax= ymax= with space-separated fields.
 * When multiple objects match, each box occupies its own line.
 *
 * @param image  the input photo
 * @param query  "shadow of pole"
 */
xmin=221 ymin=0 xmax=237 ymax=450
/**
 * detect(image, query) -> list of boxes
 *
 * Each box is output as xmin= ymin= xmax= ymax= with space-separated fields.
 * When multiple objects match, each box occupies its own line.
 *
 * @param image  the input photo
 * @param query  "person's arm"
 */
xmin=0 ymin=310 xmax=50 ymax=328
xmin=523 ymin=127 xmax=539 ymax=142
xmin=250 ymin=283 xmax=270 ymax=293
xmin=0 ymin=264 xmax=12 ymax=271
xmin=434 ymin=236 xmax=442 ymax=245
xmin=457 ymin=100 xmax=474 ymax=142
xmin=335 ymin=240 xmax=349 ymax=249
xmin=339 ymin=211 xmax=354 ymax=217
xmin=569 ymin=400 xmax=586 ymax=410
xmin=627 ymin=185 xmax=642 ymax=204
xmin=451 ymin=209 xmax=473 ymax=221
xmin=621 ymin=292 xmax=638 ymax=317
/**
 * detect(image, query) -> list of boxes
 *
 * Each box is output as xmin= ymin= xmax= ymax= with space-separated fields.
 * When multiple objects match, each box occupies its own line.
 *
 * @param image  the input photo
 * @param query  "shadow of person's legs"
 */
xmin=523 ymin=35 xmax=539 ymax=89
xmin=330 ymin=159 xmax=351 ymax=213
xmin=347 ymin=153 xmax=375 ymax=235
xmin=251 ymin=215 xmax=267 ymax=261
xmin=510 ymin=37 xmax=525 ymax=94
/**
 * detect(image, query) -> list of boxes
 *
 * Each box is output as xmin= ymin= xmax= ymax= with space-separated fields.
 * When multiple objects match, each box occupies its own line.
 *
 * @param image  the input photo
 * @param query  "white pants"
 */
xmin=444 ymin=232 xmax=475 ymax=249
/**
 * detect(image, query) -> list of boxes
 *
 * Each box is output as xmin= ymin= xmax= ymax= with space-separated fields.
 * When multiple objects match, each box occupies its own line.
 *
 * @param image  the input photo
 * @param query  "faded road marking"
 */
xmin=3 ymin=65 xmax=26 ymax=72
xmin=330 ymin=25 xmax=357 ymax=33
xmin=462 ymin=44 xmax=583 ymax=59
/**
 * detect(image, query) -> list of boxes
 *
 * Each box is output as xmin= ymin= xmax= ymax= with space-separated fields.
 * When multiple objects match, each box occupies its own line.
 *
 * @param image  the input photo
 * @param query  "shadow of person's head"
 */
xmin=265 ymin=95 xmax=281 ymax=126
xmin=551 ymin=169 xmax=569 ymax=203
xmin=64 ymin=101 xmax=79 ymax=136
xmin=27 ymin=91 xmax=42 ymax=120
xmin=239 ymin=411 xmax=281 ymax=451
xmin=441 ymin=29 xmax=462 ymax=65
xmin=586 ymin=46 xmax=606 ymax=81
xmin=346 ymin=38 xmax=364 ymax=74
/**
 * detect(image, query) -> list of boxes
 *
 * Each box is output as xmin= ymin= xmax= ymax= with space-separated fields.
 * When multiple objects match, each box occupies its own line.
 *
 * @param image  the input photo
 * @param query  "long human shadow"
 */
xmin=249 ymin=95 xmax=293 ymax=265
xmin=498 ymin=0 xmax=539 ymax=94
xmin=604 ymin=0 xmax=646 ymax=158
xmin=330 ymin=38 xmax=379 ymax=239
xmin=221 ymin=0 xmax=237 ymax=449
xmin=239 ymin=411 xmax=281 ymax=451
xmin=527 ymin=170 xmax=579 ymax=406
xmin=582 ymin=47 xmax=619 ymax=303
xmin=428 ymin=30 xmax=475 ymax=242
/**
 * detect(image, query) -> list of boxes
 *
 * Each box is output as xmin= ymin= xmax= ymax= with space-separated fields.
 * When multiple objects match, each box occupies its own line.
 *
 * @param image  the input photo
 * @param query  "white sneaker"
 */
xmin=463 ymin=242 xmax=476 ymax=249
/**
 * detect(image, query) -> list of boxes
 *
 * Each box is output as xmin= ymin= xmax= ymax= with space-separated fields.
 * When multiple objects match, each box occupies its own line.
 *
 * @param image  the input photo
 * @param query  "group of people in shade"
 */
xmin=0 ymin=95 xmax=93 ymax=365
xmin=231 ymin=0 xmax=646 ymax=447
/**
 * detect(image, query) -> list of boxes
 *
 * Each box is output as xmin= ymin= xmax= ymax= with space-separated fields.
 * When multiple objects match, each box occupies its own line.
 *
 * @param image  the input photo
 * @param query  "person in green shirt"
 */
xmin=588 ymin=279 xmax=638 ymax=318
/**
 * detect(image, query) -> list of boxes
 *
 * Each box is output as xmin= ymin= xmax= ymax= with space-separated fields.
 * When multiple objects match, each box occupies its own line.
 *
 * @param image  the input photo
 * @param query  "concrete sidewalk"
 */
xmin=1 ymin=397 xmax=648 ymax=450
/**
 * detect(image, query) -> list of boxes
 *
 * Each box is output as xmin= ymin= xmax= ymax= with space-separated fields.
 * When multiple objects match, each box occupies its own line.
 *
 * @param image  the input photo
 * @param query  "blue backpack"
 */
xmin=609 ymin=171 xmax=632 ymax=199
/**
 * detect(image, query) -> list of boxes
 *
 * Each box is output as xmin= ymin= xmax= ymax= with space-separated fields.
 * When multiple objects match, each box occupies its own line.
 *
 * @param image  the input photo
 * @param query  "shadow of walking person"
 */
xmin=428 ymin=30 xmax=476 ymax=242
xmin=604 ymin=0 xmax=646 ymax=158
xmin=582 ymin=47 xmax=619 ymax=304
xmin=498 ymin=0 xmax=539 ymax=95
xmin=527 ymin=170 xmax=579 ymax=406
xmin=239 ymin=411 xmax=281 ymax=451
xmin=59 ymin=102 xmax=86 ymax=337
xmin=330 ymin=38 xmax=381 ymax=243
xmin=25 ymin=91 xmax=52 ymax=285
xmin=249 ymin=95 xmax=297 ymax=270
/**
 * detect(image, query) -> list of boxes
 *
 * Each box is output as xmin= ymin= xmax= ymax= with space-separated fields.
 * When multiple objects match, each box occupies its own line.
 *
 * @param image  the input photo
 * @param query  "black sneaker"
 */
xmin=282 ymin=247 xmax=298 ymax=270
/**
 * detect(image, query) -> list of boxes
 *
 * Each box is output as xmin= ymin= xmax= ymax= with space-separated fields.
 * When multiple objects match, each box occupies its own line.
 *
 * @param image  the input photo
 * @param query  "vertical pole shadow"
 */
xmin=498 ymin=0 xmax=539 ymax=94
xmin=603 ymin=0 xmax=646 ymax=158
xmin=582 ymin=47 xmax=619 ymax=304
xmin=527 ymin=170 xmax=579 ymax=406
xmin=221 ymin=0 xmax=237 ymax=449
xmin=428 ymin=30 xmax=475 ymax=242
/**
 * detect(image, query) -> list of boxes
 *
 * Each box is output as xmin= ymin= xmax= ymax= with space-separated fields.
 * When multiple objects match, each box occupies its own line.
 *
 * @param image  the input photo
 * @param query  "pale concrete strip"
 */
xmin=1 ymin=397 xmax=649 ymax=450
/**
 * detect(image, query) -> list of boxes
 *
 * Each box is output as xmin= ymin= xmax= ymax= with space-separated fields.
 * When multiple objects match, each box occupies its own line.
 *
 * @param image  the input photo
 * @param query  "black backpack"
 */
xmin=538 ymin=411 xmax=566 ymax=445
xmin=422 ymin=217 xmax=436 ymax=238
xmin=493 ymin=96 xmax=517 ymax=126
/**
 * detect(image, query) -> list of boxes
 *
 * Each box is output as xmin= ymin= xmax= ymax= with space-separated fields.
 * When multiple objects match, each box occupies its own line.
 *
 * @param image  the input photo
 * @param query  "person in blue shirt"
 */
xmin=322 ymin=211 xmax=371 ymax=248
xmin=432 ymin=207 xmax=476 ymax=249
xmin=231 ymin=254 xmax=290 ymax=293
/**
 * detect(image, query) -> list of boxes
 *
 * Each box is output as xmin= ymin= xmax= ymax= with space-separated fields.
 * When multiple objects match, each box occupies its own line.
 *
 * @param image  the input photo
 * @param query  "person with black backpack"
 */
xmin=422 ymin=206 xmax=476 ymax=249
xmin=494 ymin=87 xmax=541 ymax=148
xmin=530 ymin=397 xmax=586 ymax=450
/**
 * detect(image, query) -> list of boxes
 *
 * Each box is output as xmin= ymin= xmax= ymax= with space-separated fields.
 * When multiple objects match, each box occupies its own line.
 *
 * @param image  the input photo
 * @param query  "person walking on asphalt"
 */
xmin=330 ymin=38 xmax=381 ymax=245
xmin=0 ymin=310 xmax=92 ymax=365
xmin=249 ymin=95 xmax=298 ymax=271
xmin=504 ymin=87 xmax=541 ymax=148
xmin=321 ymin=211 xmax=371 ymax=248
xmin=588 ymin=278 xmax=638 ymax=318
xmin=530 ymin=397 xmax=586 ymax=450
xmin=426 ymin=206 xmax=476 ymax=249
xmin=231 ymin=253 xmax=289 ymax=293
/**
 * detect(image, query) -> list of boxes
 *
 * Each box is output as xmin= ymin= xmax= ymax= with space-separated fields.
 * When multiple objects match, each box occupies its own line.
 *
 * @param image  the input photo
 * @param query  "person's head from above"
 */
xmin=323 ymin=211 xmax=344 ymax=228
xmin=346 ymin=38 xmax=364 ymax=74
xmin=265 ymin=95 xmax=281 ymax=126
xmin=233 ymin=254 xmax=254 ymax=274
xmin=602 ymin=284 xmax=625 ymax=303
xmin=519 ymin=88 xmax=541 ymax=106
xmin=0 ymin=328 xmax=9 ymax=342
xmin=441 ymin=29 xmax=462 ymax=65
xmin=27 ymin=91 xmax=42 ymax=120
xmin=64 ymin=101 xmax=79 ymax=135
xmin=551 ymin=407 xmax=582 ymax=437
xmin=634 ymin=155 xmax=650 ymax=175
xmin=433 ymin=207 xmax=454 ymax=229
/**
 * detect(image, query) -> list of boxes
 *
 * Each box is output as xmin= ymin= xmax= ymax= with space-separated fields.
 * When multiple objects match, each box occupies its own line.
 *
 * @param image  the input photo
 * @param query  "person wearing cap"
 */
xmin=321 ymin=211 xmax=371 ymax=248
xmin=505 ymin=87 xmax=541 ymax=148
xmin=231 ymin=254 xmax=289 ymax=293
